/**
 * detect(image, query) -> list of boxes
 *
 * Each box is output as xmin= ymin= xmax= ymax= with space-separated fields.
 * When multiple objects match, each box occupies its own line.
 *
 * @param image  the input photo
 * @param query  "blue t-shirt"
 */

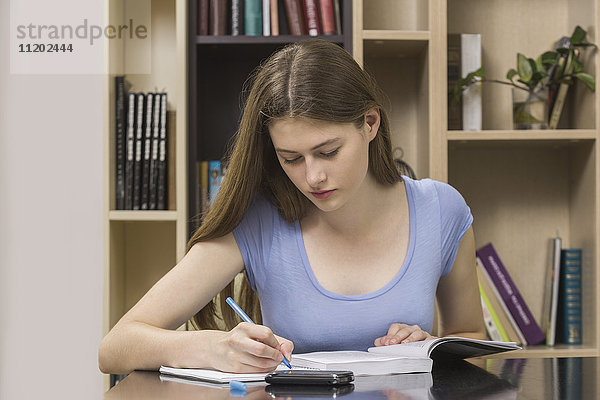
xmin=233 ymin=177 xmax=473 ymax=353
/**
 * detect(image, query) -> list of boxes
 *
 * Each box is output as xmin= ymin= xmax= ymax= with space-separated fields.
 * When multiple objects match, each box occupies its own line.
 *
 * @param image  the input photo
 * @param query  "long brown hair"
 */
xmin=188 ymin=39 xmax=401 ymax=330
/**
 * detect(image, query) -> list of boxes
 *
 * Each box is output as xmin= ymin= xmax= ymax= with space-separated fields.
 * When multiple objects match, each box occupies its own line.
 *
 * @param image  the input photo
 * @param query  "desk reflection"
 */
xmin=105 ymin=357 xmax=594 ymax=400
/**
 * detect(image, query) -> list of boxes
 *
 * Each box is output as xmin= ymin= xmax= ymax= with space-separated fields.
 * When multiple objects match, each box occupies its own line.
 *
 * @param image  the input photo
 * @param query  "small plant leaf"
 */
xmin=570 ymin=25 xmax=586 ymax=45
xmin=517 ymin=53 xmax=533 ymax=82
xmin=541 ymin=51 xmax=558 ymax=67
xmin=507 ymin=69 xmax=518 ymax=81
xmin=575 ymin=72 xmax=595 ymax=91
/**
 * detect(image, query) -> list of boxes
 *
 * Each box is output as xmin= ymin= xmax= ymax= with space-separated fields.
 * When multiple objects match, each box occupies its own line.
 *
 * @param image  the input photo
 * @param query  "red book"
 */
xmin=302 ymin=0 xmax=321 ymax=36
xmin=318 ymin=0 xmax=335 ymax=35
xmin=283 ymin=0 xmax=305 ymax=35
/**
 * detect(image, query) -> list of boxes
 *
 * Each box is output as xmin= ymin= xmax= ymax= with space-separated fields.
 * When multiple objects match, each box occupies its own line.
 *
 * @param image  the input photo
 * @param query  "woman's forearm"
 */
xmin=98 ymin=320 xmax=223 ymax=374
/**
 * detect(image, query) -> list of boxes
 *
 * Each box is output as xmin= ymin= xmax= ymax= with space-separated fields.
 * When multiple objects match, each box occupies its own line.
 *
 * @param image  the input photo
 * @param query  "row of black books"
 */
xmin=198 ymin=0 xmax=342 ymax=37
xmin=477 ymin=242 xmax=582 ymax=347
xmin=114 ymin=76 xmax=169 ymax=210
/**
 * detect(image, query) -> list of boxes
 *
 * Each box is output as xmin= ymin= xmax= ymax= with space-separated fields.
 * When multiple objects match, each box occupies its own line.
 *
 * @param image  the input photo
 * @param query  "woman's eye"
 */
xmin=283 ymin=157 xmax=301 ymax=164
xmin=322 ymin=149 xmax=339 ymax=158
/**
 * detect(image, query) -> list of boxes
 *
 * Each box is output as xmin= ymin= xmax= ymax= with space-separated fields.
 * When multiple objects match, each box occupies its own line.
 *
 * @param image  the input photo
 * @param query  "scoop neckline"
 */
xmin=295 ymin=178 xmax=416 ymax=300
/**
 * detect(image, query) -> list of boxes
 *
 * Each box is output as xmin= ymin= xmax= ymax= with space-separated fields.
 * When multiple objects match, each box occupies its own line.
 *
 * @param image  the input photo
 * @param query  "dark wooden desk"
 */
xmin=105 ymin=357 xmax=598 ymax=399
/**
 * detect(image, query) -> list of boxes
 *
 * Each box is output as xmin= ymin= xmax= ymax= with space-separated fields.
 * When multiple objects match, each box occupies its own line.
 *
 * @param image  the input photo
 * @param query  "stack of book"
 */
xmin=476 ymin=242 xmax=582 ymax=346
xmin=114 ymin=76 xmax=169 ymax=211
xmin=198 ymin=0 xmax=342 ymax=37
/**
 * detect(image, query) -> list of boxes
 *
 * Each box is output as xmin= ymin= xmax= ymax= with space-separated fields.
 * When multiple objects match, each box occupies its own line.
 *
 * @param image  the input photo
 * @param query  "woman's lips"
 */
xmin=311 ymin=190 xmax=335 ymax=199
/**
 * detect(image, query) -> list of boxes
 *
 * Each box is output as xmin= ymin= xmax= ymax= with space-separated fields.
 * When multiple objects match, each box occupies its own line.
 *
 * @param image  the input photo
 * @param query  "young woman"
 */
xmin=98 ymin=39 xmax=485 ymax=375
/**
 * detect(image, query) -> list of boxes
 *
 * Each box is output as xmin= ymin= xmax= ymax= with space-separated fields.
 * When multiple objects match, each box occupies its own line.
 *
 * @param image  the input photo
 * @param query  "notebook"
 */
xmin=159 ymin=365 xmax=285 ymax=384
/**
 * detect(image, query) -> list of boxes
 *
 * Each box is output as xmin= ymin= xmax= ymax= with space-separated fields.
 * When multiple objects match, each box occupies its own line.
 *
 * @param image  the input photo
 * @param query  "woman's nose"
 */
xmin=305 ymin=159 xmax=326 ymax=188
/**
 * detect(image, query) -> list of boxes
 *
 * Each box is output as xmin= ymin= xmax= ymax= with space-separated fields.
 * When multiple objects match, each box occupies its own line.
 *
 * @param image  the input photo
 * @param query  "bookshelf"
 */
xmin=353 ymin=0 xmax=599 ymax=358
xmin=103 ymin=2 xmax=599 ymax=387
xmin=187 ymin=0 xmax=353 ymax=230
xmin=102 ymin=0 xmax=188 ymax=388
xmin=445 ymin=0 xmax=598 ymax=358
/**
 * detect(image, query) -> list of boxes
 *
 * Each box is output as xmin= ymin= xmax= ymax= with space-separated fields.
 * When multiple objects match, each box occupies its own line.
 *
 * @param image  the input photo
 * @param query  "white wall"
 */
xmin=0 ymin=0 xmax=105 ymax=398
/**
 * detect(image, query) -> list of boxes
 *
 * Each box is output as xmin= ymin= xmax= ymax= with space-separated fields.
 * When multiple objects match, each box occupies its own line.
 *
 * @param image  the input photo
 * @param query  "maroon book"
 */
xmin=302 ymin=0 xmax=321 ymax=36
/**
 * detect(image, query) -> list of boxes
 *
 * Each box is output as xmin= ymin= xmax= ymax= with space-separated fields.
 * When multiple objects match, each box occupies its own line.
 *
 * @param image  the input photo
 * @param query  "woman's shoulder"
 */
xmin=402 ymin=176 xmax=468 ymax=211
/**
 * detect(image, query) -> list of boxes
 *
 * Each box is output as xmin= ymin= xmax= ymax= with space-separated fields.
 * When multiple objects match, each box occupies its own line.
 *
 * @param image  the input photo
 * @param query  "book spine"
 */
xmin=558 ymin=249 xmax=582 ymax=344
xmin=262 ymin=0 xmax=271 ymax=36
xmin=318 ymin=0 xmax=335 ymax=35
xmin=208 ymin=160 xmax=222 ymax=206
xmin=270 ymin=0 xmax=279 ymax=36
xmin=124 ymin=92 xmax=136 ymax=210
xmin=460 ymin=33 xmax=482 ymax=131
xmin=479 ymin=284 xmax=504 ymax=342
xmin=210 ymin=0 xmax=228 ymax=35
xmin=283 ymin=0 xmax=304 ymax=35
xmin=477 ymin=243 xmax=546 ymax=345
xmin=479 ymin=280 xmax=510 ymax=342
xmin=332 ymin=0 xmax=341 ymax=35
xmin=477 ymin=259 xmax=525 ymax=345
xmin=231 ymin=0 xmax=243 ymax=36
xmin=548 ymin=49 xmax=579 ymax=129
xmin=140 ymin=93 xmax=153 ymax=210
xmin=302 ymin=0 xmax=320 ymax=36
xmin=277 ymin=0 xmax=289 ymax=34
xmin=447 ymin=34 xmax=462 ymax=130
xmin=132 ymin=93 xmax=145 ymax=210
xmin=244 ymin=0 xmax=262 ymax=36
xmin=148 ymin=93 xmax=161 ymax=210
xmin=200 ymin=161 xmax=209 ymax=215
xmin=157 ymin=94 xmax=168 ymax=210
xmin=198 ymin=0 xmax=209 ymax=35
xmin=547 ymin=237 xmax=562 ymax=346
xmin=115 ymin=76 xmax=126 ymax=210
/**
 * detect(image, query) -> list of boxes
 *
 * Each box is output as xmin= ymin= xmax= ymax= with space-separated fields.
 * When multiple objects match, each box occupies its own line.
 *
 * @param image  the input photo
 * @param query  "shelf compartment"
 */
xmin=449 ymin=141 xmax=597 ymax=350
xmin=364 ymin=37 xmax=429 ymax=59
xmin=109 ymin=210 xmax=178 ymax=221
xmin=363 ymin=0 xmax=428 ymax=31
xmin=109 ymin=221 xmax=177 ymax=328
xmin=447 ymin=0 xmax=597 ymax=130
xmin=363 ymin=42 xmax=430 ymax=178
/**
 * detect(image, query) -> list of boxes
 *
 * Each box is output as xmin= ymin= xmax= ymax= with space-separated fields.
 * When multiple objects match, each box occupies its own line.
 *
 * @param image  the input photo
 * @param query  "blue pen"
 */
xmin=225 ymin=296 xmax=292 ymax=369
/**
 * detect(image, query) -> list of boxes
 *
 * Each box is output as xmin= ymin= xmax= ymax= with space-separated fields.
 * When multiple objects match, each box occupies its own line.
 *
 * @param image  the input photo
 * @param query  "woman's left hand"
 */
xmin=373 ymin=323 xmax=436 ymax=346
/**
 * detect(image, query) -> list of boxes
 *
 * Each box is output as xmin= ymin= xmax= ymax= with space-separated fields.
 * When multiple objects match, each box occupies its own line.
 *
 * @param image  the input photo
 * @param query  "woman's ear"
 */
xmin=364 ymin=108 xmax=380 ymax=141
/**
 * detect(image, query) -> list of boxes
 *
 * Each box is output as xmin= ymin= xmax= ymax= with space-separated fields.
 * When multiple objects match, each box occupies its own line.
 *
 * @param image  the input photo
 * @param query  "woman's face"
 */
xmin=268 ymin=111 xmax=379 ymax=213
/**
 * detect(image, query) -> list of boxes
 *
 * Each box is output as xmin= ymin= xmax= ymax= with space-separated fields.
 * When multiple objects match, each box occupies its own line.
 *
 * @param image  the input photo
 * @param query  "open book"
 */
xmin=159 ymin=337 xmax=519 ymax=383
xmin=367 ymin=337 xmax=521 ymax=360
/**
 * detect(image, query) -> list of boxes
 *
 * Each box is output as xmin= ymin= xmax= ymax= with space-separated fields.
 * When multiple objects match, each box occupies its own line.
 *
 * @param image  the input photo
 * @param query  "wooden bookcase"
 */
xmin=103 ymin=3 xmax=599 ymax=388
xmin=354 ymin=0 xmax=598 ymax=358
xmin=102 ymin=0 xmax=188 ymax=388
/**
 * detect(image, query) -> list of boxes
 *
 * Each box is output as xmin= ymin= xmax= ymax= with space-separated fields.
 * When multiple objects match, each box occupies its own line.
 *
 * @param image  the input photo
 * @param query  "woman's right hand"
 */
xmin=210 ymin=322 xmax=294 ymax=373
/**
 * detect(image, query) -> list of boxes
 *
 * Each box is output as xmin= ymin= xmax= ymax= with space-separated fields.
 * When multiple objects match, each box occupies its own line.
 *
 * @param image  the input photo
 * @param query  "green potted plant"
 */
xmin=450 ymin=26 xmax=596 ymax=129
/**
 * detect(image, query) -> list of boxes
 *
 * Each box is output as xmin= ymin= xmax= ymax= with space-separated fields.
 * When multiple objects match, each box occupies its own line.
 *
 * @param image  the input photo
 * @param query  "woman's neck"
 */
xmin=303 ymin=174 xmax=405 ymax=240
